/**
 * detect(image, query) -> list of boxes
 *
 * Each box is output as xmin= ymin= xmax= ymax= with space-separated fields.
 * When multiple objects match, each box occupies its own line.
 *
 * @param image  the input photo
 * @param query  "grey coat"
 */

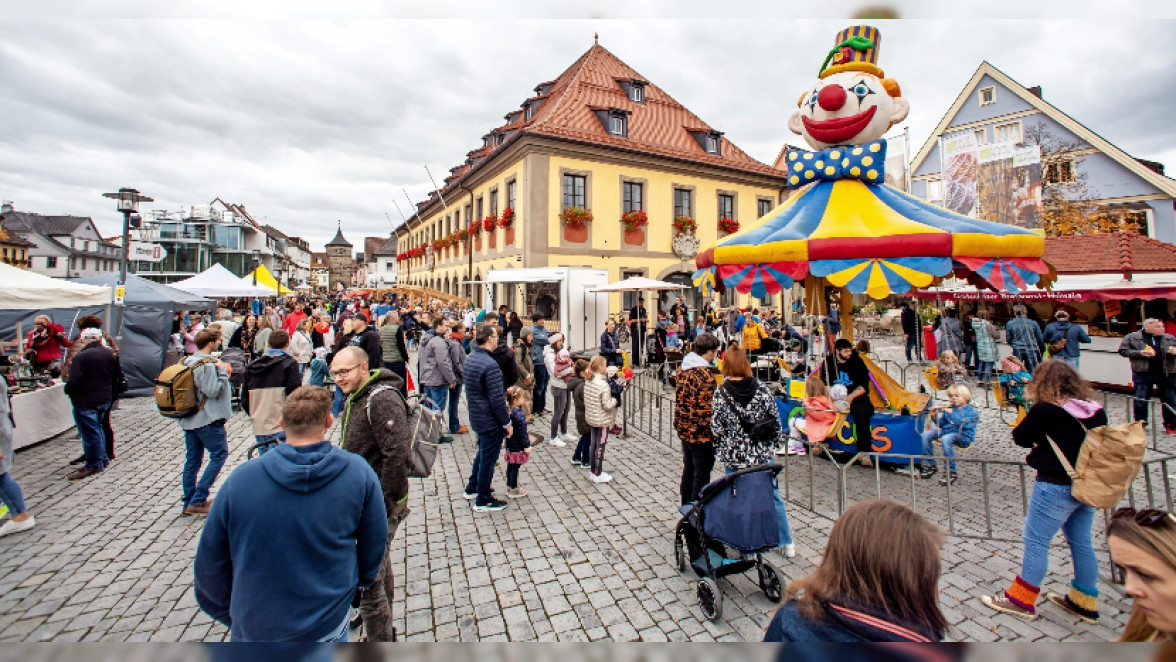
xmin=417 ymin=331 xmax=455 ymax=387
xmin=178 ymin=352 xmax=234 ymax=431
xmin=0 ymin=379 xmax=13 ymax=475
xmin=1119 ymin=330 xmax=1176 ymax=375
xmin=446 ymin=338 xmax=467 ymax=385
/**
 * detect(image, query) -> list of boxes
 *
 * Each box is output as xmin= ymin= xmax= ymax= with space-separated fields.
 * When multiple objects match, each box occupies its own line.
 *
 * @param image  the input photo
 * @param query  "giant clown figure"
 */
xmin=694 ymin=25 xmax=1048 ymax=304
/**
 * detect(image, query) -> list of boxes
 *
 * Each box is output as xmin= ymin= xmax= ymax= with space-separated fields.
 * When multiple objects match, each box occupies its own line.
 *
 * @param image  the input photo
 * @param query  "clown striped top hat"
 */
xmin=820 ymin=25 xmax=884 ymax=79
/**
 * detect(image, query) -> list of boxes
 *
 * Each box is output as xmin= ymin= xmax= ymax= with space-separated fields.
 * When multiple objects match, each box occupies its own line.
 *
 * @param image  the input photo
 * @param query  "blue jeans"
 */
xmin=977 ymin=360 xmax=994 ymax=385
xmin=331 ymin=386 xmax=346 ymax=418
xmin=253 ymin=432 xmax=286 ymax=456
xmin=572 ymin=433 xmax=591 ymax=464
xmin=1020 ymin=481 xmax=1099 ymax=592
xmin=182 ymin=421 xmax=228 ymax=507
xmin=1013 ymin=348 xmax=1041 ymax=375
xmin=961 ymin=345 xmax=977 ymax=371
xmin=921 ymin=429 xmax=960 ymax=473
xmin=1056 ymin=355 xmax=1080 ymax=371
xmin=1131 ymin=371 xmax=1176 ymax=428
xmin=464 ymin=426 xmax=505 ymax=504
xmin=725 ymin=467 xmax=793 ymax=547
xmin=905 ymin=334 xmax=919 ymax=361
xmin=448 ymin=383 xmax=463 ymax=433
xmin=0 ymin=472 xmax=27 ymax=515
xmin=317 ymin=612 xmax=350 ymax=642
xmin=532 ymin=364 xmax=549 ymax=414
xmin=73 ymin=404 xmax=111 ymax=471
xmin=422 ymin=385 xmax=448 ymax=416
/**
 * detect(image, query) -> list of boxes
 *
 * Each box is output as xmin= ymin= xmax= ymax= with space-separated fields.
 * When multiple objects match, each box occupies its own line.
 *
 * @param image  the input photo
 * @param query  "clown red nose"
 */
xmin=817 ymin=84 xmax=847 ymax=111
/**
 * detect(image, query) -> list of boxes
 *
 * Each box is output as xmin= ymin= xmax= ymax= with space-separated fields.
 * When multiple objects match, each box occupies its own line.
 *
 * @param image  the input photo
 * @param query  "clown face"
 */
xmin=787 ymin=70 xmax=909 ymax=150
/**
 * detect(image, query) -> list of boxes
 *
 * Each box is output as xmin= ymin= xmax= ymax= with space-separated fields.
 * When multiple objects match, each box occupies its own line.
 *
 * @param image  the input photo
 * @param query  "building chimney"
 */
xmin=1027 ymin=85 xmax=1043 ymax=99
xmin=1 ymin=200 xmax=12 ymax=214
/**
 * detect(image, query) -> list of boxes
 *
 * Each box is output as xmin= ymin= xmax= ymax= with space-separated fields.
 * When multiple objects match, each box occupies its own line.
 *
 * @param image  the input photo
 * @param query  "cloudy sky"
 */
xmin=2 ymin=11 xmax=1174 ymax=250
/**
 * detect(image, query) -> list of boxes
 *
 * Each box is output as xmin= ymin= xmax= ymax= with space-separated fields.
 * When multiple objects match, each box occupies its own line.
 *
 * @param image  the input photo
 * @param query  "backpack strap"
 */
xmin=1045 ymin=434 xmax=1080 ymax=482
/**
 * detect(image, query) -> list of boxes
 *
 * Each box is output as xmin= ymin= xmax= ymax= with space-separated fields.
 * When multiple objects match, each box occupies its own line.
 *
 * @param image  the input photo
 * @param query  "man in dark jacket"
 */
xmin=901 ymin=301 xmax=920 ymax=362
xmin=1119 ymin=318 xmax=1176 ymax=434
xmin=241 ymin=330 xmax=302 ymax=455
xmin=63 ymin=328 xmax=119 ymax=480
xmin=194 ymin=386 xmax=388 ymax=642
xmin=462 ymin=324 xmax=513 ymax=512
xmin=1042 ymin=310 xmax=1091 ymax=371
xmin=820 ymin=338 xmax=874 ymax=467
xmin=332 ymin=346 xmax=411 ymax=642
xmin=342 ymin=314 xmax=383 ymax=369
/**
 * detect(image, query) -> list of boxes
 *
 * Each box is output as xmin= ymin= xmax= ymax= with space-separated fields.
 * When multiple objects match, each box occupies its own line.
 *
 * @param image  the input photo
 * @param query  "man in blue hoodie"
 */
xmin=1042 ymin=310 xmax=1091 ymax=371
xmin=194 ymin=386 xmax=388 ymax=642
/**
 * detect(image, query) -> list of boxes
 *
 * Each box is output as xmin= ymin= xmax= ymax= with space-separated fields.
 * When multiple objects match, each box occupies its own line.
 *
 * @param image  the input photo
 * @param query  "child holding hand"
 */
xmin=504 ymin=386 xmax=532 ymax=499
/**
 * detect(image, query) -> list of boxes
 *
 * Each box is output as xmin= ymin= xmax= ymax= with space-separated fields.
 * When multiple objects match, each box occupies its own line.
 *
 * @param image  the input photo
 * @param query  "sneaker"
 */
xmin=473 ymin=498 xmax=508 ymax=512
xmin=893 ymin=464 xmax=922 ymax=476
xmin=579 ymin=462 xmax=591 ymax=469
xmin=1046 ymin=592 xmax=1098 ymax=625
xmin=454 ymin=425 xmax=469 ymax=434
xmin=0 ymin=515 xmax=35 ymax=537
xmin=919 ymin=466 xmax=938 ymax=480
xmin=437 ymin=435 xmax=454 ymax=444
xmin=462 ymin=490 xmax=477 ymax=500
xmin=505 ymin=487 xmax=528 ymax=499
xmin=182 ymin=500 xmax=213 ymax=516
xmin=981 ymin=594 xmax=1037 ymax=621
xmin=783 ymin=543 xmax=796 ymax=558
xmin=549 ymin=438 xmax=567 ymax=447
xmin=589 ymin=472 xmax=612 ymax=483
xmin=66 ymin=467 xmax=102 ymax=481
xmin=939 ymin=472 xmax=959 ymax=486
xmin=774 ymin=447 xmax=789 ymax=456
xmin=562 ymin=433 xmax=580 ymax=443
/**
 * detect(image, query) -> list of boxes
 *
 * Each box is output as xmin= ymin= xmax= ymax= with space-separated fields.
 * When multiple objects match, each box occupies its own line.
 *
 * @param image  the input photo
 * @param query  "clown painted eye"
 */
xmin=850 ymin=80 xmax=874 ymax=101
xmin=807 ymin=90 xmax=818 ymax=110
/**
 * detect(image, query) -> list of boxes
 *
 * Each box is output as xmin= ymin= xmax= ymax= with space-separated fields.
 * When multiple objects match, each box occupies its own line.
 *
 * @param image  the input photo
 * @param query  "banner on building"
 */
xmin=941 ymin=133 xmax=980 ymax=217
xmin=977 ymin=141 xmax=1043 ymax=231
xmin=884 ymin=133 xmax=909 ymax=192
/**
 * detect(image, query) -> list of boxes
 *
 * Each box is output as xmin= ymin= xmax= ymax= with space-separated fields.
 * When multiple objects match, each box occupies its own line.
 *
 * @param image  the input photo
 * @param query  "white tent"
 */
xmin=170 ymin=264 xmax=274 ymax=298
xmin=587 ymin=276 xmax=688 ymax=293
xmin=0 ymin=261 xmax=111 ymax=310
xmin=237 ymin=274 xmax=279 ymax=296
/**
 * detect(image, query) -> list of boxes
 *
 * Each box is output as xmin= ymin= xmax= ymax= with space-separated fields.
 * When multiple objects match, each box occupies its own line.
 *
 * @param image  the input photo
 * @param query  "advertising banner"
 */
xmin=941 ymin=133 xmax=980 ymax=217
xmin=977 ymin=141 xmax=1043 ymax=231
xmin=885 ymin=133 xmax=908 ymax=192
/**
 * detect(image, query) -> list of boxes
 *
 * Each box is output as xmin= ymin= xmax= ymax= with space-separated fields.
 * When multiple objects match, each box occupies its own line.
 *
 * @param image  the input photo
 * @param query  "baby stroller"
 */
xmin=673 ymin=464 xmax=785 ymax=621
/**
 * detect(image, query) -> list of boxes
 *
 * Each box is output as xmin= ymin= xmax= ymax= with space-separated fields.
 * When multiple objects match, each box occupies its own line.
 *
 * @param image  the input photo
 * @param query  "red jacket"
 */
xmin=26 ymin=324 xmax=69 ymax=364
xmin=281 ymin=311 xmax=307 ymax=336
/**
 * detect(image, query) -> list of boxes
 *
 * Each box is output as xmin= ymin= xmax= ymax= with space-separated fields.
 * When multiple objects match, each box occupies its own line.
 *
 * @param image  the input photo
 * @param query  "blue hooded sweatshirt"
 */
xmin=194 ymin=440 xmax=388 ymax=642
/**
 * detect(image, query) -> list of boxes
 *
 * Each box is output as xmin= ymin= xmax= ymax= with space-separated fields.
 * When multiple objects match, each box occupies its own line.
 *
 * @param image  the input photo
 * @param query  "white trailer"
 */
xmin=482 ymin=267 xmax=610 ymax=352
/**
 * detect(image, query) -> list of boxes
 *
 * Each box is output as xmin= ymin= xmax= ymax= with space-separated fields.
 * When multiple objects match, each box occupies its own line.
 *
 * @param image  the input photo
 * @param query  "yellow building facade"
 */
xmin=397 ymin=42 xmax=788 ymax=317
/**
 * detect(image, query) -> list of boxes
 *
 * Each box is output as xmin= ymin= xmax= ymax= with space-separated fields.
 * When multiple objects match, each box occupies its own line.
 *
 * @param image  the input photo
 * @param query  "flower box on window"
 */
xmin=672 ymin=215 xmax=696 ymax=235
xmin=718 ymin=217 xmax=740 ymax=235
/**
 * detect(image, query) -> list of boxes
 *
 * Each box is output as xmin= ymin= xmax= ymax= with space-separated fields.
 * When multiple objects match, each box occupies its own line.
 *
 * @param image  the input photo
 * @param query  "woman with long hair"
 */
xmin=229 ymin=314 xmax=258 ymax=359
xmin=764 ymin=499 xmax=949 ymax=642
xmin=710 ymin=349 xmax=795 ymax=557
xmin=253 ymin=314 xmax=273 ymax=358
xmin=982 ymin=359 xmax=1107 ymax=623
xmin=1108 ymin=507 xmax=1176 ymax=642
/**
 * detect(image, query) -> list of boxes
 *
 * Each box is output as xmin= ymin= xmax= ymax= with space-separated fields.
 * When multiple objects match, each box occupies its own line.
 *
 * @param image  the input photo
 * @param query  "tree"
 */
xmin=1021 ymin=123 xmax=1130 ymax=237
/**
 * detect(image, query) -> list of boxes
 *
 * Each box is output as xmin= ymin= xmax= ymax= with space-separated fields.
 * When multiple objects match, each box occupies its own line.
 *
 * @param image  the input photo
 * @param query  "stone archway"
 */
xmin=654 ymin=266 xmax=701 ymax=321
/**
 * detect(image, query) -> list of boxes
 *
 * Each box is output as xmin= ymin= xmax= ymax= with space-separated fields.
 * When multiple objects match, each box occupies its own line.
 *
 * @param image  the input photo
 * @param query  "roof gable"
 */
xmin=911 ymin=61 xmax=1176 ymax=197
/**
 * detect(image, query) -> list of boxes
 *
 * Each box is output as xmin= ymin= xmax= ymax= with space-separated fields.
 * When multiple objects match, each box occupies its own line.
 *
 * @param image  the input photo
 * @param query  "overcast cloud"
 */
xmin=2 ymin=18 xmax=1174 ymax=249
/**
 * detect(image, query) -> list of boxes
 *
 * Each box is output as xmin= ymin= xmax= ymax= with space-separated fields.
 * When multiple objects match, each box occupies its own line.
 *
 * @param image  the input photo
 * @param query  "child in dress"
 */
xmin=998 ymin=356 xmax=1032 ymax=407
xmin=918 ymin=383 xmax=978 ymax=485
xmin=935 ymin=350 xmax=967 ymax=390
xmin=504 ymin=386 xmax=532 ymax=499
xmin=781 ymin=374 xmax=838 ymax=456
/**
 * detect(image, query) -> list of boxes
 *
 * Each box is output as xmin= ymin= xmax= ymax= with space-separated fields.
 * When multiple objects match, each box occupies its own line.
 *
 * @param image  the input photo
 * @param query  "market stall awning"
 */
xmin=240 ymin=264 xmax=293 ymax=295
xmin=171 ymin=264 xmax=275 ymax=298
xmin=914 ymin=272 xmax=1176 ymax=302
xmin=0 ymin=261 xmax=111 ymax=310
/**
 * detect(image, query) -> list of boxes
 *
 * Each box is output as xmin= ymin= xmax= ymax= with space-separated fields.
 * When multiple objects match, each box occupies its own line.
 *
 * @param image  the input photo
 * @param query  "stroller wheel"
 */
xmin=758 ymin=561 xmax=783 ymax=603
xmin=674 ymin=531 xmax=688 ymax=573
xmin=697 ymin=577 xmax=723 ymax=621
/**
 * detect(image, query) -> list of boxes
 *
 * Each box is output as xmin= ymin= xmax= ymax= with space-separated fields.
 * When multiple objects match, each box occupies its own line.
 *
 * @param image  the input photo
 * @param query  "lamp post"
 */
xmin=101 ymin=187 xmax=153 ymax=340
xmin=251 ymin=250 xmax=261 ymax=287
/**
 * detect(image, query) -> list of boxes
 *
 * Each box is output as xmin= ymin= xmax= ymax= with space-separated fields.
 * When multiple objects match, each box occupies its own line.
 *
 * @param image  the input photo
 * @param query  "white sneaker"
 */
xmin=561 ymin=433 xmax=579 ymax=443
xmin=462 ymin=491 xmax=477 ymax=500
xmin=783 ymin=543 xmax=796 ymax=558
xmin=549 ymin=437 xmax=567 ymax=447
xmin=505 ymin=487 xmax=528 ymax=499
xmin=590 ymin=472 xmax=612 ymax=483
xmin=0 ymin=515 xmax=35 ymax=537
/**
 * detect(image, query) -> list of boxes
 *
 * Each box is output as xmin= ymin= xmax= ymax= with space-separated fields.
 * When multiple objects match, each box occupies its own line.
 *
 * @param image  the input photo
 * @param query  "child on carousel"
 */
xmin=998 ymin=355 xmax=1032 ymax=408
xmin=779 ymin=374 xmax=838 ymax=457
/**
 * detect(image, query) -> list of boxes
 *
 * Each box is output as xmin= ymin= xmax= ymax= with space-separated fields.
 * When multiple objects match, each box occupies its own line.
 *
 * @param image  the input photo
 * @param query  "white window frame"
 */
xmin=609 ymin=115 xmax=625 ymax=136
xmin=706 ymin=135 xmax=720 ymax=154
xmin=524 ymin=103 xmax=534 ymax=121
xmin=974 ymin=128 xmax=987 ymax=145
xmin=629 ymin=84 xmax=644 ymax=103
xmin=926 ymin=179 xmax=944 ymax=201
xmin=979 ymin=86 xmax=995 ymax=106
xmin=994 ymin=120 xmax=1022 ymax=144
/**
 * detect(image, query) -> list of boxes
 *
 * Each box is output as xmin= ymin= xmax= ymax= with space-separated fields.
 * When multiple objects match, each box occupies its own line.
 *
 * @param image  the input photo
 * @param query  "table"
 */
xmin=777 ymin=398 xmax=926 ymax=464
xmin=12 ymin=382 xmax=74 ymax=450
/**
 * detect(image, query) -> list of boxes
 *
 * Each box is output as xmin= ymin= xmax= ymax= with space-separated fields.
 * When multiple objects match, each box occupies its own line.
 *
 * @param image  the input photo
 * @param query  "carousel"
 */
xmin=693 ymin=25 xmax=1053 ymax=461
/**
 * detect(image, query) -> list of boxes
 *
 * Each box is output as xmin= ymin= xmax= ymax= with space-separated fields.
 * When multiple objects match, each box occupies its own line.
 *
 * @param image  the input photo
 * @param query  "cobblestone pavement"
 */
xmin=0 ymin=337 xmax=1170 ymax=642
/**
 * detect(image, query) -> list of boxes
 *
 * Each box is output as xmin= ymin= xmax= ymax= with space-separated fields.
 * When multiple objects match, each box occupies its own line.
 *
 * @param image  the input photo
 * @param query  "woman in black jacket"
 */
xmin=982 ymin=360 xmax=1107 ymax=624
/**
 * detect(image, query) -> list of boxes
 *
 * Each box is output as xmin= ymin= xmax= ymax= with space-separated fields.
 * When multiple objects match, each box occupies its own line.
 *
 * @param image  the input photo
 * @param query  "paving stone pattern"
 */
xmin=0 ymin=340 xmax=1168 ymax=642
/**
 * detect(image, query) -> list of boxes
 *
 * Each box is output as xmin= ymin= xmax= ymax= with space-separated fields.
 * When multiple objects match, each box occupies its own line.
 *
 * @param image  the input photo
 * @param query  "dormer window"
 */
xmin=629 ymin=82 xmax=645 ymax=103
xmin=706 ymin=134 xmax=720 ymax=154
xmin=688 ymin=128 xmax=724 ymax=155
xmin=610 ymin=114 xmax=626 ymax=136
xmin=525 ymin=103 xmax=535 ymax=121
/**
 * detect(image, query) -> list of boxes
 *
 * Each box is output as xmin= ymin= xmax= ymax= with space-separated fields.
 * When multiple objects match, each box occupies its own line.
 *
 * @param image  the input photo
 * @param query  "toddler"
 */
xmin=504 ymin=386 xmax=532 ymax=499
xmin=308 ymin=346 xmax=330 ymax=387
xmin=605 ymin=366 xmax=625 ymax=435
xmin=998 ymin=356 xmax=1032 ymax=407
xmin=935 ymin=350 xmax=967 ymax=390
xmin=918 ymin=383 xmax=978 ymax=485
xmin=665 ymin=328 xmax=682 ymax=349
xmin=828 ymin=383 xmax=850 ymax=412
xmin=554 ymin=347 xmax=575 ymax=384
xmin=781 ymin=374 xmax=838 ymax=456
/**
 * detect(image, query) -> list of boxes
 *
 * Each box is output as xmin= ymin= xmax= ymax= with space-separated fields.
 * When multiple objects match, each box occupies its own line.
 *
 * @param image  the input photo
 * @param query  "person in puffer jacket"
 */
xmin=583 ymin=356 xmax=618 ymax=483
xmin=982 ymin=360 xmax=1108 ymax=625
xmin=241 ymin=330 xmax=302 ymax=455
xmin=568 ymin=360 xmax=591 ymax=468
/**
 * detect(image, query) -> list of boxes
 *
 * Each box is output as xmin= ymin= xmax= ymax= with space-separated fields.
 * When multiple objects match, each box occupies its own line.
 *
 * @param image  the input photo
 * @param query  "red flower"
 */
xmin=718 ymin=217 xmax=740 ymax=234
xmin=499 ymin=208 xmax=515 ymax=227
xmin=620 ymin=209 xmax=648 ymax=231
xmin=560 ymin=207 xmax=593 ymax=227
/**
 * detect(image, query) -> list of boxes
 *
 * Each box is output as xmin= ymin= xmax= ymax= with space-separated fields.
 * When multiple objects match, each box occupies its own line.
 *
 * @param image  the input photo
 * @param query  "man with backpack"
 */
xmin=241 ymin=330 xmax=302 ymax=456
xmin=174 ymin=328 xmax=234 ymax=516
xmin=331 ymin=346 xmax=411 ymax=642
xmin=1043 ymin=310 xmax=1091 ymax=371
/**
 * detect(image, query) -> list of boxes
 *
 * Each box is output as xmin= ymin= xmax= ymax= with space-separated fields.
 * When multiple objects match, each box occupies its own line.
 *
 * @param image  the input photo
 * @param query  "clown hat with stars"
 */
xmin=819 ymin=25 xmax=883 ymax=79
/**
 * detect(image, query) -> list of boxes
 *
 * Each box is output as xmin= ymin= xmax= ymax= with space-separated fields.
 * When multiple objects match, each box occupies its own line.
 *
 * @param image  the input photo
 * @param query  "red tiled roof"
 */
xmin=1044 ymin=232 xmax=1176 ymax=275
xmin=420 ymin=43 xmax=783 ymax=209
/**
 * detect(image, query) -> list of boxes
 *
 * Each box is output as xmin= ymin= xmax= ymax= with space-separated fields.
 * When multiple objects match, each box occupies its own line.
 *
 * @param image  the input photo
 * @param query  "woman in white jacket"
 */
xmin=543 ymin=333 xmax=575 ymax=447
xmin=583 ymin=355 xmax=618 ymax=483
xmin=289 ymin=318 xmax=314 ymax=380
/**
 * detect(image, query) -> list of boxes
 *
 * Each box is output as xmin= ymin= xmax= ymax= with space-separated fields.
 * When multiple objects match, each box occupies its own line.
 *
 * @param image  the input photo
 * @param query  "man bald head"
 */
xmin=330 ymin=346 xmax=370 ymax=395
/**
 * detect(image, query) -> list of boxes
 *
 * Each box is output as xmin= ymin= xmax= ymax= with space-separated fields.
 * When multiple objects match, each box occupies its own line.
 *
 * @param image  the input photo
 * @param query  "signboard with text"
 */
xmin=127 ymin=242 xmax=167 ymax=263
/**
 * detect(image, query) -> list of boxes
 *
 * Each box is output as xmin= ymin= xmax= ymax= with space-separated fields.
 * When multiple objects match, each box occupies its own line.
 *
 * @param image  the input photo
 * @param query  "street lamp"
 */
xmin=101 ymin=187 xmax=153 ymax=340
xmin=251 ymin=250 xmax=261 ymax=287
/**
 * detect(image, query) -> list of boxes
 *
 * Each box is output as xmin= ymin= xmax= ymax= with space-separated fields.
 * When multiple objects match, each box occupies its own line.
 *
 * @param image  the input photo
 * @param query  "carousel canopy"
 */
xmin=695 ymin=177 xmax=1047 ymax=300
